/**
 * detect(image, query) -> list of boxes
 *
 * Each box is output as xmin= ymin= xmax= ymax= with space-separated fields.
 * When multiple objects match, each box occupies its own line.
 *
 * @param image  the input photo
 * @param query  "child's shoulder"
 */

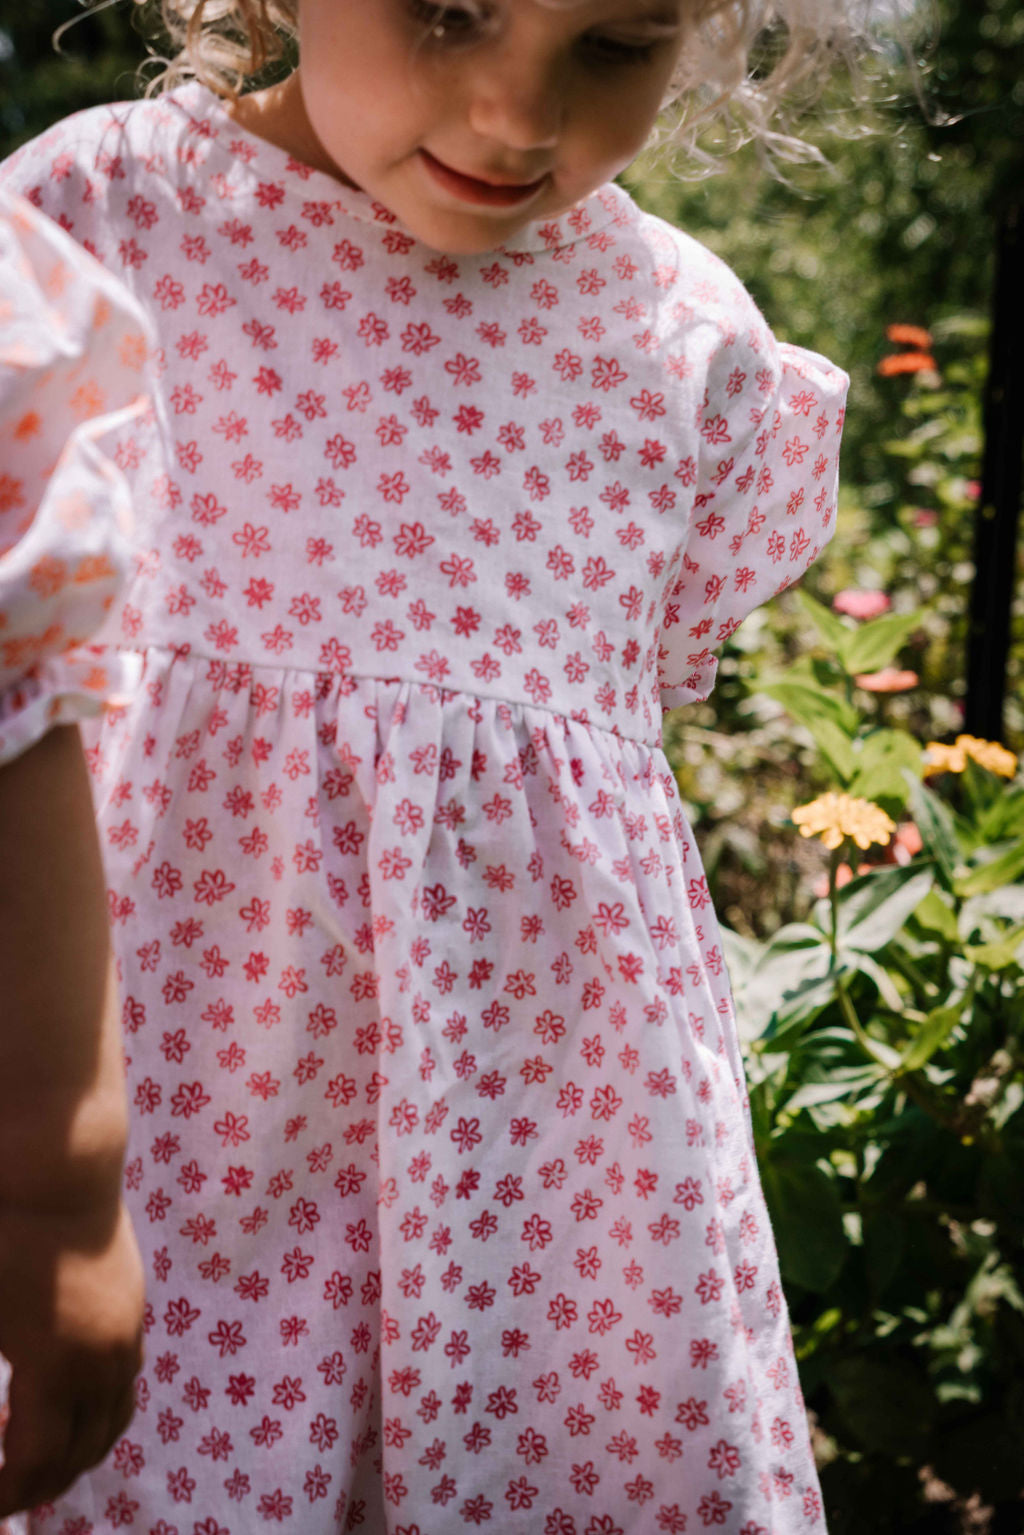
xmin=0 ymin=87 xmax=217 ymax=257
xmin=3 ymin=92 xmax=180 ymax=179
xmin=0 ymin=87 xmax=227 ymax=191
xmin=598 ymin=181 xmax=773 ymax=346
xmin=592 ymin=183 xmax=847 ymax=407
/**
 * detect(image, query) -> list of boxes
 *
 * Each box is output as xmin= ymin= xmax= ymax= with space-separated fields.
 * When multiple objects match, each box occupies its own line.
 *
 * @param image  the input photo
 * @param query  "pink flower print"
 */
xmin=569 ymin=1460 xmax=600 ymax=1496
xmin=460 ymin=904 xmax=491 ymax=942
xmin=585 ymin=1297 xmax=623 ymax=1338
xmin=438 ymin=552 xmax=477 ymax=589
xmin=394 ymin=318 xmax=440 ymax=355
xmin=378 ymin=470 xmax=410 ymax=504
xmin=697 ymin=1489 xmax=734 ymax=1526
xmin=192 ymin=868 xmax=235 ymax=905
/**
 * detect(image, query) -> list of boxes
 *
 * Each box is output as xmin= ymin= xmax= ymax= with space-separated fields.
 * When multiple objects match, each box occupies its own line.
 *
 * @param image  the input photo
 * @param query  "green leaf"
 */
xmin=848 ymin=730 xmax=923 ymax=807
xmin=845 ymin=951 xmax=904 ymax=1011
xmin=759 ymin=972 xmax=843 ymax=1048
xmin=806 ymin=718 xmax=858 ymax=783
xmin=955 ymin=840 xmax=1024 ymax=898
xmin=912 ymin=887 xmax=959 ymax=942
xmin=758 ymin=679 xmax=859 ymax=738
xmin=795 ymin=588 xmax=852 ymax=653
xmin=977 ymin=788 xmax=1024 ymax=842
xmin=760 ymin=1158 xmax=847 ymax=1292
xmin=834 ymin=864 xmax=936 ymax=954
xmin=846 ymin=1017 xmax=906 ymax=1072
xmin=861 ymin=1207 xmax=905 ymax=1296
xmin=738 ymin=925 xmax=834 ymax=1043
xmin=905 ymin=771 xmax=960 ymax=889
xmin=784 ymin=1063 xmax=888 ymax=1113
xmin=990 ymin=1080 xmax=1024 ymax=1131
xmin=898 ymin=1003 xmax=963 ymax=1072
xmin=961 ymin=886 xmax=1024 ymax=939
xmin=839 ymin=610 xmax=924 ymax=675
xmin=964 ymin=922 xmax=1024 ymax=970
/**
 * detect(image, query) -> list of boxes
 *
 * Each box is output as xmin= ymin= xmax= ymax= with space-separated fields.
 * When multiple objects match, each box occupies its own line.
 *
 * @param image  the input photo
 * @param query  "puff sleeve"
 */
xmin=0 ymin=188 xmax=151 ymax=763
xmin=658 ymin=327 xmax=848 ymax=711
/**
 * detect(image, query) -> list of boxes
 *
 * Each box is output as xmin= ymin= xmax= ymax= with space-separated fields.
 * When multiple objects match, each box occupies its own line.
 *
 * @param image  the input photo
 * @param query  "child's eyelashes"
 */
xmin=580 ymin=34 xmax=659 ymax=67
xmin=406 ymin=0 xmax=662 ymax=68
xmin=407 ymin=0 xmax=488 ymax=42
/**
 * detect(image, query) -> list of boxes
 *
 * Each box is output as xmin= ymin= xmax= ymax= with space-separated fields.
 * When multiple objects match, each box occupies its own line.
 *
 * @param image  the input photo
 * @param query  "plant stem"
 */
xmin=828 ymin=846 xmax=844 ymax=961
xmin=884 ymin=947 xmax=939 ymax=1004
xmin=837 ymin=981 xmax=873 ymax=1054
xmin=837 ymin=980 xmax=959 ymax=1130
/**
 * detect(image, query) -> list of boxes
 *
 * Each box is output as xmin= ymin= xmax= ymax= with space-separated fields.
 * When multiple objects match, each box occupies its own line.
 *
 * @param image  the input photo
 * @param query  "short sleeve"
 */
xmin=0 ymin=189 xmax=151 ymax=763
xmin=658 ymin=330 xmax=848 ymax=711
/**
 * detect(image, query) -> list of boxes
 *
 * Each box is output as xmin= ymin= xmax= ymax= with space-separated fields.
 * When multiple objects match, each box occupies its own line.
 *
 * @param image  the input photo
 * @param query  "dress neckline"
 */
xmin=167 ymin=80 xmax=625 ymax=258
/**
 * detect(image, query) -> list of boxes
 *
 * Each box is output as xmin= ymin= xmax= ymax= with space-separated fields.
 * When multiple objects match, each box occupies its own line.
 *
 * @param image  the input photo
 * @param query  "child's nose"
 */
xmin=465 ymin=55 xmax=562 ymax=151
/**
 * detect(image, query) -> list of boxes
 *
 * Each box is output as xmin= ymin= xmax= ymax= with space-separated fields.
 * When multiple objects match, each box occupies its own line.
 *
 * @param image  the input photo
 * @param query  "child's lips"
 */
xmin=419 ymin=149 xmax=548 ymax=208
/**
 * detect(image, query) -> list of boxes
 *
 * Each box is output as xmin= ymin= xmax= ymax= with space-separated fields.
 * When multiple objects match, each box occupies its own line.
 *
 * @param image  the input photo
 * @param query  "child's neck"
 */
xmin=226 ymin=72 xmax=359 ymax=190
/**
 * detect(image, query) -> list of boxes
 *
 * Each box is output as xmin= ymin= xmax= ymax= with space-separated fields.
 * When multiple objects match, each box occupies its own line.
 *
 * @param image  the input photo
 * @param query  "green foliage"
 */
xmin=723 ymin=612 xmax=1024 ymax=1530
xmin=0 ymin=2 xmax=149 ymax=155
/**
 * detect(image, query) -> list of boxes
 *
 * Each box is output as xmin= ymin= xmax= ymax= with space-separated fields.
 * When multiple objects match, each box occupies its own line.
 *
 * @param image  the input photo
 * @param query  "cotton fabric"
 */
xmin=0 ymin=187 xmax=149 ymax=763
xmin=2 ymin=85 xmax=847 ymax=1535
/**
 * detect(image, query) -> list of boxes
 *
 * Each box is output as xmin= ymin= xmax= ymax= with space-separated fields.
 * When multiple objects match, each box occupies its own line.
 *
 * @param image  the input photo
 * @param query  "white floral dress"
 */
xmin=0 ymin=187 xmax=148 ymax=763
xmin=2 ymin=85 xmax=847 ymax=1535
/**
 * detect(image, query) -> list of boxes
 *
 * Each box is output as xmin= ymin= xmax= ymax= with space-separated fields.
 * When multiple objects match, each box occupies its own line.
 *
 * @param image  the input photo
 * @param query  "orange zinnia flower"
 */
xmin=878 ymin=352 xmax=938 ymax=377
xmin=885 ymin=323 xmax=933 ymax=348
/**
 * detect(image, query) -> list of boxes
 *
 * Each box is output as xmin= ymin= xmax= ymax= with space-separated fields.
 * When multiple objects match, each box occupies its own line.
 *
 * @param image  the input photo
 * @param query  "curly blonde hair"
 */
xmin=129 ymin=0 xmax=886 ymax=167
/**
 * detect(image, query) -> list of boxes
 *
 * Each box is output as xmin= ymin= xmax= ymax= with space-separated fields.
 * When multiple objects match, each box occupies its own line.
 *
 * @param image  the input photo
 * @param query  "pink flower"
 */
xmin=891 ymin=820 xmax=923 ymax=865
xmin=854 ymin=668 xmax=919 ymax=693
xmin=832 ymin=589 xmax=890 ymax=620
xmin=811 ymin=862 xmax=858 ymax=899
xmin=912 ymin=508 xmax=938 ymax=528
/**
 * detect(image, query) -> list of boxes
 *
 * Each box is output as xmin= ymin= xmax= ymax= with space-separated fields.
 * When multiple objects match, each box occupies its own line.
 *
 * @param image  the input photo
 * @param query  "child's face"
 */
xmin=295 ymin=0 xmax=690 ymax=253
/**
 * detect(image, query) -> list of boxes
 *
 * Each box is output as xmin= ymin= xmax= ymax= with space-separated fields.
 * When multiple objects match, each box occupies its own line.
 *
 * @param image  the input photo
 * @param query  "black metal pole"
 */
xmin=964 ymin=202 xmax=1024 ymax=745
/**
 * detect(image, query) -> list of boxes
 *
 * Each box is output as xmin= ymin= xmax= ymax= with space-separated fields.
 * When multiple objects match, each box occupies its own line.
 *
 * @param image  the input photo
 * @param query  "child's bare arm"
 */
xmin=0 ymin=724 xmax=144 ymax=1515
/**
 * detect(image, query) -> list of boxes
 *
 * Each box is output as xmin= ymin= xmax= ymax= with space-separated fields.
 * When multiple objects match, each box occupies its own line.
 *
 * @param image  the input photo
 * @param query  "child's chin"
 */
xmin=396 ymin=207 xmax=536 ymax=256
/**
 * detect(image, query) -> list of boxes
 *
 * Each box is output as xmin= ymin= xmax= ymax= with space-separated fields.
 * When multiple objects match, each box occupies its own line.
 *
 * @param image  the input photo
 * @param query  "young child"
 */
xmin=0 ymin=188 xmax=148 ymax=1520
xmin=1 ymin=3 xmax=853 ymax=1529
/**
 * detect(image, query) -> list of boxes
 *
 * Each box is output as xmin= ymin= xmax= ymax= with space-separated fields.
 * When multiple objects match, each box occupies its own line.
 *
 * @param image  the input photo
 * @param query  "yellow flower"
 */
xmin=924 ymin=735 xmax=1018 ymax=779
xmin=792 ymin=792 xmax=896 ymax=851
xmin=959 ymin=735 xmax=1018 ymax=778
xmin=923 ymin=740 xmax=968 ymax=774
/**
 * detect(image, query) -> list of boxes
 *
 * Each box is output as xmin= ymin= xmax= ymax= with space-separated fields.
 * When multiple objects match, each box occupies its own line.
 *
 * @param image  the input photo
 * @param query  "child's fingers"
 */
xmin=0 ymin=1375 xmax=77 ymax=1515
xmin=66 ymin=1367 xmax=140 ymax=1485
xmin=0 ymin=1345 xmax=141 ymax=1516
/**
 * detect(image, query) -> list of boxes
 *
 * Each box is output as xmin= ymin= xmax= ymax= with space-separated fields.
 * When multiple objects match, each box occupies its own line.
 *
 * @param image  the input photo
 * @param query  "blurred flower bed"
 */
xmin=663 ymin=324 xmax=1024 ymax=1532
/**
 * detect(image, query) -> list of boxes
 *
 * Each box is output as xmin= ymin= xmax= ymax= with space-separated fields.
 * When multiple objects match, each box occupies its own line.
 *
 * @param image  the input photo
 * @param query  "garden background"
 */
xmin=2 ymin=1 xmax=1023 ymax=1529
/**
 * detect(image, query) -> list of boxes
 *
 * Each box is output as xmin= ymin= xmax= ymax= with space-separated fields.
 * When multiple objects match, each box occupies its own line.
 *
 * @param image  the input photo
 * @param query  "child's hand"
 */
xmin=0 ymin=725 xmax=146 ymax=1515
xmin=0 ymin=1195 xmax=144 ymax=1515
